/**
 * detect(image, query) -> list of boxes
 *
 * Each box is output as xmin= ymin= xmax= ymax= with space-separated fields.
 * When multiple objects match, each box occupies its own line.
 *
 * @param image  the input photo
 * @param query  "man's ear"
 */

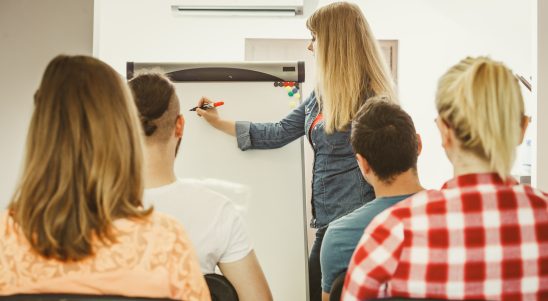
xmin=356 ymin=153 xmax=371 ymax=177
xmin=175 ymin=115 xmax=184 ymax=138
xmin=416 ymin=133 xmax=423 ymax=156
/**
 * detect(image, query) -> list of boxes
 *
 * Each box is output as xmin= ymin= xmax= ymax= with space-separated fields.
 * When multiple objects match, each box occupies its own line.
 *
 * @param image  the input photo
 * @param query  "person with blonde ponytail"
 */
xmin=195 ymin=2 xmax=396 ymax=300
xmin=342 ymin=56 xmax=548 ymax=301
xmin=0 ymin=55 xmax=210 ymax=301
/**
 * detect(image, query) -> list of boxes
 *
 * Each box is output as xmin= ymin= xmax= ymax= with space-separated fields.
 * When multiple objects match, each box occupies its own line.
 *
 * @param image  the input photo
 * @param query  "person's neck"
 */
xmin=450 ymin=149 xmax=494 ymax=177
xmin=372 ymin=169 xmax=424 ymax=198
xmin=144 ymin=143 xmax=177 ymax=189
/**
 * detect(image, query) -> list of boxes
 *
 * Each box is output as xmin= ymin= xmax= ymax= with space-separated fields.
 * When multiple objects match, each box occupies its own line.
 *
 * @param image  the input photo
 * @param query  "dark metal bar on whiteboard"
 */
xmin=127 ymin=61 xmax=305 ymax=83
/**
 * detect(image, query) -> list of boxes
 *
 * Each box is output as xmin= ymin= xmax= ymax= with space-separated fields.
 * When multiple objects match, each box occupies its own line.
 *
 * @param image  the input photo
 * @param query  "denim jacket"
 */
xmin=235 ymin=92 xmax=375 ymax=228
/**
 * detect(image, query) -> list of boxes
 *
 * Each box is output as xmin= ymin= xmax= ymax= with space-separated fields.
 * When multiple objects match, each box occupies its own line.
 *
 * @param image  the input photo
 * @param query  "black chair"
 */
xmin=370 ymin=299 xmax=451 ymax=301
xmin=204 ymin=274 xmax=238 ymax=301
xmin=0 ymin=294 xmax=175 ymax=300
xmin=1 ymin=275 xmax=238 ymax=301
xmin=329 ymin=271 xmax=346 ymax=301
xmin=370 ymin=299 xmax=487 ymax=301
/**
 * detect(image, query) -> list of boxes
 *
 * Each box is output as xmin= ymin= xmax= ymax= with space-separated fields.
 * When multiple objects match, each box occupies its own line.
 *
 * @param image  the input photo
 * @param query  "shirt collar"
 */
xmin=441 ymin=172 xmax=518 ymax=189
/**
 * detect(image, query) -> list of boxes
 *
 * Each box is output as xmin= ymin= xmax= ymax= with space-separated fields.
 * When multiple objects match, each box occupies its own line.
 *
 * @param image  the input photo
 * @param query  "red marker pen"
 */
xmin=189 ymin=101 xmax=224 ymax=111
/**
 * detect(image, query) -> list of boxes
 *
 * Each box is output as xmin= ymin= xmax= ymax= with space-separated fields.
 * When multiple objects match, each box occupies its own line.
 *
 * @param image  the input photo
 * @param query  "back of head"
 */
xmin=306 ymin=1 xmax=396 ymax=133
xmin=351 ymin=96 xmax=418 ymax=184
xmin=9 ymin=55 xmax=151 ymax=261
xmin=436 ymin=56 xmax=524 ymax=178
xmin=128 ymin=72 xmax=179 ymax=143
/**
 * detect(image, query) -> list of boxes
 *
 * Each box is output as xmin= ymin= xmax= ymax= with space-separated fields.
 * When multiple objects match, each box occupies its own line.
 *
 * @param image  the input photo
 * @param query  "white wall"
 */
xmin=94 ymin=0 xmax=311 ymax=70
xmin=535 ymin=0 xmax=548 ymax=190
xmin=349 ymin=0 xmax=533 ymax=189
xmin=0 ymin=0 xmax=535 ymax=214
xmin=0 ymin=0 xmax=94 ymax=208
xmin=96 ymin=0 xmax=534 ymax=190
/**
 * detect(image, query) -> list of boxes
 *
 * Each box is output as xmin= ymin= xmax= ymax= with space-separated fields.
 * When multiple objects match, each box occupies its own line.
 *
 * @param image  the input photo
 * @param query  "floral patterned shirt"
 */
xmin=0 ymin=211 xmax=210 ymax=301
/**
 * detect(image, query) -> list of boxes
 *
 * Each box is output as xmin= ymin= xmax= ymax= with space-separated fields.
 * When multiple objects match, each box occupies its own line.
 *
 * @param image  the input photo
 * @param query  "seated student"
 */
xmin=320 ymin=96 xmax=425 ymax=301
xmin=128 ymin=72 xmax=273 ymax=301
xmin=0 ymin=55 xmax=209 ymax=301
xmin=342 ymin=56 xmax=548 ymax=301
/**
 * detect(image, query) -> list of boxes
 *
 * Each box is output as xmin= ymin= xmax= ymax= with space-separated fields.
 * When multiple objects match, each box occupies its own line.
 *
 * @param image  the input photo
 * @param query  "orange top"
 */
xmin=0 ymin=211 xmax=210 ymax=301
xmin=310 ymin=113 xmax=323 ymax=133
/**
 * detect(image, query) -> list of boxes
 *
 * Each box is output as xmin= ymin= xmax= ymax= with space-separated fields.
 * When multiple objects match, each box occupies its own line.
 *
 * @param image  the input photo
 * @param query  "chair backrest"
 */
xmin=329 ymin=272 xmax=346 ymax=301
xmin=369 ymin=299 xmax=488 ymax=301
xmin=204 ymin=274 xmax=239 ymax=301
xmin=0 ymin=294 xmax=175 ymax=301
xmin=1 ymin=274 xmax=239 ymax=301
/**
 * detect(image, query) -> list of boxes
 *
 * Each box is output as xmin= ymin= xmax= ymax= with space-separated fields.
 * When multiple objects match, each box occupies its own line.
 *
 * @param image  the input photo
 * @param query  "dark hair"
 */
xmin=128 ymin=72 xmax=179 ymax=140
xmin=351 ymin=96 xmax=418 ymax=183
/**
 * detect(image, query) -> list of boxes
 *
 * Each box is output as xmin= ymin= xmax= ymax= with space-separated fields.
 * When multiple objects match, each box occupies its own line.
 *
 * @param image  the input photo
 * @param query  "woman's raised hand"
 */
xmin=195 ymin=97 xmax=220 ymax=125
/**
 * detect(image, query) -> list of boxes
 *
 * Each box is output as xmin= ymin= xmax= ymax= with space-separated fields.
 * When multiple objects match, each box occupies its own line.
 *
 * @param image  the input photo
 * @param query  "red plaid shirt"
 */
xmin=342 ymin=173 xmax=548 ymax=301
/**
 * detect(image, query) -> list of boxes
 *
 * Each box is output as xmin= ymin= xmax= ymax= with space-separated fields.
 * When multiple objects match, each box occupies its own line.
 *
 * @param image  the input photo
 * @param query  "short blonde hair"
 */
xmin=306 ymin=2 xmax=396 ymax=133
xmin=9 ymin=55 xmax=152 ymax=261
xmin=436 ymin=56 xmax=525 ymax=178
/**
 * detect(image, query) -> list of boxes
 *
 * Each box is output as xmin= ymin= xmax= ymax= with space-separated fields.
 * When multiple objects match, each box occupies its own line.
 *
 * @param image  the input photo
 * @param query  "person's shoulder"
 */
xmin=402 ymin=189 xmax=446 ymax=206
xmin=147 ymin=211 xmax=187 ymax=235
xmin=179 ymin=178 xmax=245 ymax=215
xmin=517 ymin=183 xmax=548 ymax=198
xmin=329 ymin=201 xmax=378 ymax=230
xmin=304 ymin=91 xmax=318 ymax=105
xmin=324 ymin=212 xmax=364 ymax=251
xmin=145 ymin=211 xmax=197 ymax=251
xmin=380 ymin=189 xmax=444 ymax=219
xmin=513 ymin=184 xmax=548 ymax=207
xmin=327 ymin=197 xmax=402 ymax=244
xmin=0 ymin=210 xmax=9 ymax=224
xmin=0 ymin=211 xmax=13 ymax=237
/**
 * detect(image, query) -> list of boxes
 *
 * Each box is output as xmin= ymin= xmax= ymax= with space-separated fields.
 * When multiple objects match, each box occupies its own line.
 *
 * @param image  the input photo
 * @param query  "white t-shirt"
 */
xmin=144 ymin=179 xmax=252 ymax=274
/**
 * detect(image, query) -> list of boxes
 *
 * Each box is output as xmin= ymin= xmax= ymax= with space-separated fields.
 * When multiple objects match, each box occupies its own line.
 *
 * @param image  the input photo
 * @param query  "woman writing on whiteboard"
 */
xmin=195 ymin=2 xmax=396 ymax=300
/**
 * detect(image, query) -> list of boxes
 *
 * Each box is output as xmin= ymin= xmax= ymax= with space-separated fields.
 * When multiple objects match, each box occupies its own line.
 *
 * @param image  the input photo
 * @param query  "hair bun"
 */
xmin=142 ymin=118 xmax=157 ymax=136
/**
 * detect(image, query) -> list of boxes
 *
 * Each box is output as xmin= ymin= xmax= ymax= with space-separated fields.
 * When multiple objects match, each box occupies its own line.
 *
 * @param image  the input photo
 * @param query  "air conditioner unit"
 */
xmin=171 ymin=0 xmax=303 ymax=17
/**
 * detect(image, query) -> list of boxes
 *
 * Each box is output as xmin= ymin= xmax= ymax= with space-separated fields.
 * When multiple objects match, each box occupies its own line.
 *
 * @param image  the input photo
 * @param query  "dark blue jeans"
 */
xmin=309 ymin=226 xmax=328 ymax=301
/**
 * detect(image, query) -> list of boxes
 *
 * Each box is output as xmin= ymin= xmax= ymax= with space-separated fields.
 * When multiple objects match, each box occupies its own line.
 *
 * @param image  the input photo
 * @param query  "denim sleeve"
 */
xmin=235 ymin=94 xmax=311 ymax=151
xmin=320 ymin=227 xmax=352 ymax=293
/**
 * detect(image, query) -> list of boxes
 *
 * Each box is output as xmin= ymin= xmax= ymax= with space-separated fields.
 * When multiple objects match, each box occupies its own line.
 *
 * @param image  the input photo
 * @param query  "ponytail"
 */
xmin=435 ymin=57 xmax=524 ymax=178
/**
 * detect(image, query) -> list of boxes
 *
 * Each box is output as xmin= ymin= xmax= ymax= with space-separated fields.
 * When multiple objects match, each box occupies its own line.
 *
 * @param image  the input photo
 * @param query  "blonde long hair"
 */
xmin=9 ymin=55 xmax=152 ymax=261
xmin=306 ymin=2 xmax=396 ymax=133
xmin=436 ymin=56 xmax=525 ymax=178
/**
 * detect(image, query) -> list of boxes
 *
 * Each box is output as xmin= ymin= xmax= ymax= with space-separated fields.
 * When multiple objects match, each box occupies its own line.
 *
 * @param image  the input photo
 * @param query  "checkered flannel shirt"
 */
xmin=342 ymin=173 xmax=548 ymax=301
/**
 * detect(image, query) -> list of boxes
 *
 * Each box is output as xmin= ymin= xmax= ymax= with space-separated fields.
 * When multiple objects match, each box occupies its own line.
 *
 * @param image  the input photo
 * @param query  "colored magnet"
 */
xmin=289 ymin=101 xmax=297 ymax=108
xmin=288 ymin=91 xmax=294 ymax=97
xmin=294 ymin=93 xmax=301 ymax=99
xmin=292 ymin=88 xmax=299 ymax=93
xmin=285 ymin=86 xmax=292 ymax=92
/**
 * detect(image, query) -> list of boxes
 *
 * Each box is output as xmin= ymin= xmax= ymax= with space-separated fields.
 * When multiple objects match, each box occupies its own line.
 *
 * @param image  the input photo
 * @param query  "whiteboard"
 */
xmin=174 ymin=81 xmax=308 ymax=301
